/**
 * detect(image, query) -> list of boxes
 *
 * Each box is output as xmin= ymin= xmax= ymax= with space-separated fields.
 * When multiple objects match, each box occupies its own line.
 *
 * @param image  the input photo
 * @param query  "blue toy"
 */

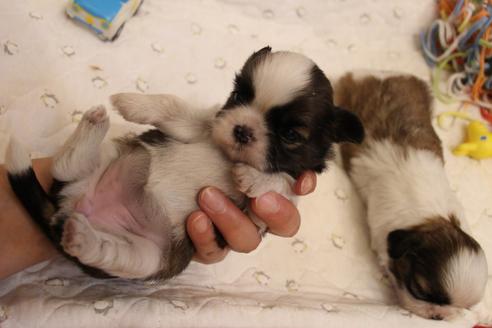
xmin=66 ymin=0 xmax=143 ymax=41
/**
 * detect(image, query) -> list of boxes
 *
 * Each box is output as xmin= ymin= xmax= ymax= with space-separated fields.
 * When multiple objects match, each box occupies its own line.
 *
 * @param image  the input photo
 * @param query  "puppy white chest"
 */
xmin=146 ymin=140 xmax=243 ymax=228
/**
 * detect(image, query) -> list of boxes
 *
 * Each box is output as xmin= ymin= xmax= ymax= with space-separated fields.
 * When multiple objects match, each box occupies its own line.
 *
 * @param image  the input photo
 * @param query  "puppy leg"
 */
xmin=111 ymin=93 xmax=217 ymax=143
xmin=232 ymin=163 xmax=297 ymax=234
xmin=232 ymin=163 xmax=296 ymax=199
xmin=52 ymin=106 xmax=109 ymax=181
xmin=61 ymin=214 xmax=162 ymax=279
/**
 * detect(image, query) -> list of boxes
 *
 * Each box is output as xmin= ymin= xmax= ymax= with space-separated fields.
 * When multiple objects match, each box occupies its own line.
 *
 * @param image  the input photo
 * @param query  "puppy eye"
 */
xmin=408 ymin=277 xmax=428 ymax=302
xmin=281 ymin=129 xmax=303 ymax=144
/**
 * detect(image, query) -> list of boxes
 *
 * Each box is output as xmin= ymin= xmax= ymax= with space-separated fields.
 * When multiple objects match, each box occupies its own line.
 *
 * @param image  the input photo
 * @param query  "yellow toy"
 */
xmin=437 ymin=112 xmax=492 ymax=160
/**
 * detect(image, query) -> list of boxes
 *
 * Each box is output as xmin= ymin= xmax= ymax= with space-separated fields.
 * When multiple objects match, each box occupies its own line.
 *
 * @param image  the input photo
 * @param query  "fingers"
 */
xmin=186 ymin=211 xmax=229 ymax=264
xmin=197 ymin=187 xmax=261 ymax=253
xmin=189 ymin=171 xmax=317 ymax=262
xmin=250 ymin=192 xmax=301 ymax=237
xmin=248 ymin=171 xmax=315 ymax=237
xmin=293 ymin=170 xmax=317 ymax=195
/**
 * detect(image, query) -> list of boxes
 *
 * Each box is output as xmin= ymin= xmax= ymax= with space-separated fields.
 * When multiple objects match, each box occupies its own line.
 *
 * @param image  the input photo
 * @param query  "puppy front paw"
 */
xmin=425 ymin=306 xmax=462 ymax=321
xmin=232 ymin=163 xmax=268 ymax=198
xmin=110 ymin=93 xmax=141 ymax=122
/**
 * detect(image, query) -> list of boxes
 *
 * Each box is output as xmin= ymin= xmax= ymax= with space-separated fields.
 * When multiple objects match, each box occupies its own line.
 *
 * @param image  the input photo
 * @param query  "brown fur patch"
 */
xmin=336 ymin=73 xmax=443 ymax=172
xmin=387 ymin=216 xmax=481 ymax=305
xmin=150 ymin=235 xmax=195 ymax=281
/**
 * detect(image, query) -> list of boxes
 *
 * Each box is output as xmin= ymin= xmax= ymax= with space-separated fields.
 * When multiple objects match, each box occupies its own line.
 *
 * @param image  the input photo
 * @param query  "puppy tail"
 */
xmin=5 ymin=138 xmax=56 ymax=236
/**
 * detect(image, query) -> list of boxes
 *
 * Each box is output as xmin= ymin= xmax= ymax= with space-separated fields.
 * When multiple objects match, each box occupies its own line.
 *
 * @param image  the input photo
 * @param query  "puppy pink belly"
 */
xmin=74 ymin=161 xmax=145 ymax=235
xmin=75 ymin=196 xmax=143 ymax=235
xmin=75 ymin=158 xmax=163 ymax=245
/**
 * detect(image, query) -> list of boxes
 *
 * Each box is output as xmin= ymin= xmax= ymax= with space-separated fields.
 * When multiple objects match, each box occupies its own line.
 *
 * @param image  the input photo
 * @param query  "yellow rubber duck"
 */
xmin=437 ymin=112 xmax=492 ymax=160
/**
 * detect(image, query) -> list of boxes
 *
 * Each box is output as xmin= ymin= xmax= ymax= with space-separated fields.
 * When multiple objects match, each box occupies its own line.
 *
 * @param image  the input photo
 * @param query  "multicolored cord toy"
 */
xmin=421 ymin=0 xmax=492 ymax=159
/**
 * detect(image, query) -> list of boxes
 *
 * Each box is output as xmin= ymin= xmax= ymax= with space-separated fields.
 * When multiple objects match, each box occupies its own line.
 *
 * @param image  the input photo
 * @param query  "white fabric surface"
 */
xmin=0 ymin=0 xmax=491 ymax=327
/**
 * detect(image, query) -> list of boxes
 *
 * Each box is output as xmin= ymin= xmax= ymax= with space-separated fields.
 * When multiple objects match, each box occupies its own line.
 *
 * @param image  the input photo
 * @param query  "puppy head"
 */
xmin=211 ymin=46 xmax=364 ymax=177
xmin=387 ymin=216 xmax=488 ymax=320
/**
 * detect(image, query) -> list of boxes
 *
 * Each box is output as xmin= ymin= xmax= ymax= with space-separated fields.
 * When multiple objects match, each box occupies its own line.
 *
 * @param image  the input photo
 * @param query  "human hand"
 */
xmin=186 ymin=171 xmax=317 ymax=264
xmin=0 ymin=159 xmax=58 ymax=280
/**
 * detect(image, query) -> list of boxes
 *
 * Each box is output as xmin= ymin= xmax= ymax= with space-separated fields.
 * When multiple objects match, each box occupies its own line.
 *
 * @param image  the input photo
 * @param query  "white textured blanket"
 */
xmin=0 ymin=1 xmax=491 ymax=327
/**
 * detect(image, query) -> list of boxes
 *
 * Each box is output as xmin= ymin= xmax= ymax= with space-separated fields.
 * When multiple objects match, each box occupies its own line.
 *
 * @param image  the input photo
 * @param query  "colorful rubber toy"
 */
xmin=438 ymin=111 xmax=492 ymax=159
xmin=66 ymin=0 xmax=143 ymax=41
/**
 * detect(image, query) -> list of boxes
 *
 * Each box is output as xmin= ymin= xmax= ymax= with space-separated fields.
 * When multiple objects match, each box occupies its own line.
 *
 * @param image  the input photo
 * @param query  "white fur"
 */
xmin=252 ymin=51 xmax=313 ymax=111
xmin=45 ymin=106 xmax=167 ymax=279
xmin=61 ymin=214 xmax=163 ymax=279
xmin=144 ymin=140 xmax=244 ymax=236
xmin=349 ymin=139 xmax=487 ymax=319
xmin=52 ymin=106 xmax=109 ymax=181
xmin=445 ymin=248 xmax=488 ymax=307
xmin=112 ymin=91 xmax=295 ymax=255
xmin=349 ymin=139 xmax=466 ymax=260
xmin=5 ymin=138 xmax=31 ymax=174
xmin=111 ymin=93 xmax=218 ymax=143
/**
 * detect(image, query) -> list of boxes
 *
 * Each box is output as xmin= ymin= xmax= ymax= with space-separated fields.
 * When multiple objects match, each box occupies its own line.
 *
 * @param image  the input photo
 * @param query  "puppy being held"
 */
xmin=6 ymin=47 xmax=364 ymax=280
xmin=337 ymin=72 xmax=488 ymax=321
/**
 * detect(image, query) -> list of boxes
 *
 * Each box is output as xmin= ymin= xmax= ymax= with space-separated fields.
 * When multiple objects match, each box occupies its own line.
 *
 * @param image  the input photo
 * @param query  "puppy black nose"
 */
xmin=233 ymin=125 xmax=254 ymax=144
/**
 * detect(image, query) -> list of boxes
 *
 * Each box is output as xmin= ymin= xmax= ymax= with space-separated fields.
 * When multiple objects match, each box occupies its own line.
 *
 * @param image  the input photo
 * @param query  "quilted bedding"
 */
xmin=0 ymin=0 xmax=491 ymax=327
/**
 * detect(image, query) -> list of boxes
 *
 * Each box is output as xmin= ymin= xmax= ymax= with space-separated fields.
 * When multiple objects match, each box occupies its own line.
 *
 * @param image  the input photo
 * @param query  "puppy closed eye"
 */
xmin=408 ymin=275 xmax=429 ymax=301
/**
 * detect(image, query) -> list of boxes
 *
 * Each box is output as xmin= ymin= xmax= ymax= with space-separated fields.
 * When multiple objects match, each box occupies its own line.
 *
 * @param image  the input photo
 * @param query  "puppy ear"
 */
xmin=241 ymin=46 xmax=272 ymax=72
xmin=387 ymin=229 xmax=419 ymax=259
xmin=331 ymin=107 xmax=364 ymax=144
xmin=248 ymin=46 xmax=272 ymax=61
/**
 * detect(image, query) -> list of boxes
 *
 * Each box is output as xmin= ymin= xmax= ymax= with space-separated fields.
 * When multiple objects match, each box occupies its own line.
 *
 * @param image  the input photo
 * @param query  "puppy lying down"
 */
xmin=337 ymin=72 xmax=488 ymax=321
xmin=6 ymin=47 xmax=364 ymax=280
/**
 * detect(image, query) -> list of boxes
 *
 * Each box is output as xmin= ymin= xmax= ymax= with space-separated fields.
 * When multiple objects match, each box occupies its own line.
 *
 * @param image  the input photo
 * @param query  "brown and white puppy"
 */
xmin=337 ymin=72 xmax=488 ymax=320
xmin=5 ymin=47 xmax=363 ymax=281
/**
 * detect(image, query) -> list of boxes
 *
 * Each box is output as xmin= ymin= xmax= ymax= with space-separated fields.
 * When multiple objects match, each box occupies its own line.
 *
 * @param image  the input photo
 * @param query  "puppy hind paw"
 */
xmin=61 ymin=218 xmax=82 ymax=256
xmin=83 ymin=105 xmax=109 ymax=125
xmin=61 ymin=216 xmax=95 ymax=258
xmin=79 ymin=106 xmax=109 ymax=141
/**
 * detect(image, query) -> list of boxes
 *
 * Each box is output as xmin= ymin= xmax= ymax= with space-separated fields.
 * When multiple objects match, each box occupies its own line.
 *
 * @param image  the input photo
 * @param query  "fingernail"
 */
xmin=255 ymin=192 xmax=280 ymax=214
xmin=201 ymin=187 xmax=226 ymax=214
xmin=300 ymin=175 xmax=314 ymax=194
xmin=194 ymin=214 xmax=210 ymax=234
